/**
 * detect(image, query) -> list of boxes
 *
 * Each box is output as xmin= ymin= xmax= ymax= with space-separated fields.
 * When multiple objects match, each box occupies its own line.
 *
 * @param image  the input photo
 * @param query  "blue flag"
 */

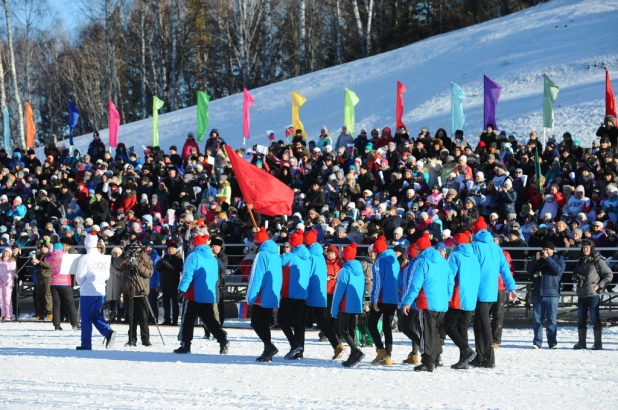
xmin=68 ymin=101 xmax=80 ymax=145
xmin=451 ymin=82 xmax=466 ymax=137
xmin=3 ymin=106 xmax=9 ymax=152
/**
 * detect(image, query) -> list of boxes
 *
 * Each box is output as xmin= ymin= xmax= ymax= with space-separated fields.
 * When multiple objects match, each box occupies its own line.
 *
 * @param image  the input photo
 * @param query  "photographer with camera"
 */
xmin=526 ymin=241 xmax=565 ymax=349
xmin=115 ymin=237 xmax=153 ymax=347
xmin=572 ymin=240 xmax=613 ymax=350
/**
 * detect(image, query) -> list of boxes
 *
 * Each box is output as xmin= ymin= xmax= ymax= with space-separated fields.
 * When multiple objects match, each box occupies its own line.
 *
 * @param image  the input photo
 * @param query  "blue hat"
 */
xmin=538 ymin=224 xmax=548 ymax=229
xmin=53 ymin=242 xmax=63 ymax=251
xmin=435 ymin=242 xmax=446 ymax=251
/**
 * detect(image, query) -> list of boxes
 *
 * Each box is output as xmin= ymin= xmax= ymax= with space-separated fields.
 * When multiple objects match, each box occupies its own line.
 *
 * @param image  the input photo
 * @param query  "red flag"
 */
xmin=606 ymin=69 xmax=616 ymax=118
xmin=243 ymin=88 xmax=254 ymax=141
xmin=396 ymin=81 xmax=407 ymax=130
xmin=224 ymin=144 xmax=294 ymax=216
xmin=108 ymin=100 xmax=120 ymax=148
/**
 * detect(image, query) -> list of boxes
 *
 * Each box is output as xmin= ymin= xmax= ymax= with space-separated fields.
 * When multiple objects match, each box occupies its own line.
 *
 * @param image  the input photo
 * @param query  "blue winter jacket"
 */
xmin=527 ymin=254 xmax=565 ymax=297
xmin=331 ymin=260 xmax=365 ymax=316
xmin=247 ymin=240 xmax=282 ymax=308
xmin=280 ymin=244 xmax=311 ymax=300
xmin=448 ymin=244 xmax=481 ymax=311
xmin=7 ymin=204 xmax=27 ymax=219
xmin=178 ymin=244 xmax=219 ymax=303
xmin=306 ymin=243 xmax=328 ymax=307
xmin=371 ymin=249 xmax=400 ymax=304
xmin=401 ymin=248 xmax=452 ymax=312
xmin=471 ymin=230 xmax=516 ymax=302
xmin=148 ymin=249 xmax=161 ymax=289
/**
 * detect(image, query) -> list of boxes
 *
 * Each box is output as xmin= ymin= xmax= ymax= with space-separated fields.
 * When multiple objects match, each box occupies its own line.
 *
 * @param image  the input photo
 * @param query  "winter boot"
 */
xmin=46 ymin=314 xmax=53 ymax=322
xmin=318 ymin=332 xmax=327 ymax=343
xmin=452 ymin=347 xmax=476 ymax=370
xmin=173 ymin=343 xmax=191 ymax=354
xmin=434 ymin=355 xmax=443 ymax=368
xmin=342 ymin=349 xmax=358 ymax=367
xmin=573 ymin=327 xmax=587 ymax=350
xmin=414 ymin=363 xmax=434 ymax=372
xmin=402 ymin=352 xmax=420 ymax=365
xmin=284 ymin=345 xmax=303 ymax=360
xmin=105 ymin=331 xmax=116 ymax=349
xmin=492 ymin=343 xmax=499 ymax=349
xmin=592 ymin=328 xmax=603 ymax=350
xmin=257 ymin=344 xmax=279 ymax=362
xmin=371 ymin=348 xmax=388 ymax=364
xmin=347 ymin=349 xmax=365 ymax=368
xmin=219 ymin=340 xmax=230 ymax=354
xmin=55 ymin=326 xmax=62 ymax=331
xmin=332 ymin=344 xmax=345 ymax=360
xmin=75 ymin=346 xmax=91 ymax=350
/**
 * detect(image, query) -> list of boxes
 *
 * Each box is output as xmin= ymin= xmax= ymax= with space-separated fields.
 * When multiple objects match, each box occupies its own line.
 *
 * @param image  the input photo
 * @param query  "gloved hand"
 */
xmin=178 ymin=290 xmax=185 ymax=301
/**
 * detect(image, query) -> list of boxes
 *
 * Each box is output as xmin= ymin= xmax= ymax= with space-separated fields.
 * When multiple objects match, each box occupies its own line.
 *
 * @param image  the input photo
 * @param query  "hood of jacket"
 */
xmin=308 ymin=242 xmax=323 ymax=257
xmin=192 ymin=244 xmax=215 ymax=260
xmin=473 ymin=229 xmax=494 ymax=244
xmin=292 ymin=244 xmax=310 ymax=261
xmin=258 ymin=239 xmax=280 ymax=255
xmin=344 ymin=259 xmax=363 ymax=276
xmin=377 ymin=248 xmax=397 ymax=261
xmin=417 ymin=247 xmax=443 ymax=263
xmin=453 ymin=243 xmax=474 ymax=257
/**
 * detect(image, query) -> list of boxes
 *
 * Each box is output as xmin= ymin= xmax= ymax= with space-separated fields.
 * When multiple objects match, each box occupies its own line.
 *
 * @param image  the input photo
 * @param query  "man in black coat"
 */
xmin=304 ymin=181 xmax=326 ymax=210
xmin=90 ymin=192 xmax=110 ymax=225
xmin=596 ymin=115 xmax=618 ymax=151
xmin=155 ymin=241 xmax=184 ymax=325
xmin=210 ymin=237 xmax=228 ymax=326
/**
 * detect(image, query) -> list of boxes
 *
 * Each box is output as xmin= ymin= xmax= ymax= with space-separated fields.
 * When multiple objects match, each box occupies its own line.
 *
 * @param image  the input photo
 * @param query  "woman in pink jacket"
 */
xmin=0 ymin=248 xmax=16 ymax=321
xmin=47 ymin=242 xmax=79 ymax=330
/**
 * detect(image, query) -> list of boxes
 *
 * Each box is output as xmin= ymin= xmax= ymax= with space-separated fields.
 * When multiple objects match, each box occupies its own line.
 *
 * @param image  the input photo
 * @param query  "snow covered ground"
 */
xmin=1 ymin=322 xmax=617 ymax=409
xmin=47 ymin=0 xmax=618 ymax=158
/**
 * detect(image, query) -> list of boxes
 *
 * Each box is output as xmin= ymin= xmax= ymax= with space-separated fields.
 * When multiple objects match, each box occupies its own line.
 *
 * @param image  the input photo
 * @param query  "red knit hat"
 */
xmin=342 ymin=242 xmax=357 ymax=261
xmin=253 ymin=227 xmax=269 ymax=244
xmin=304 ymin=230 xmax=318 ymax=246
xmin=372 ymin=235 xmax=388 ymax=254
xmin=192 ymin=228 xmax=210 ymax=247
xmin=453 ymin=231 xmax=471 ymax=245
xmin=289 ymin=230 xmax=304 ymax=248
xmin=472 ymin=216 xmax=488 ymax=233
xmin=412 ymin=232 xmax=432 ymax=253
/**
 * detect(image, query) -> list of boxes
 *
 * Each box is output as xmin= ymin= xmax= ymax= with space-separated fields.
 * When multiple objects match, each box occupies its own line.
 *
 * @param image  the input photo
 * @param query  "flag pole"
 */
xmin=543 ymin=128 xmax=546 ymax=146
xmin=247 ymin=204 xmax=258 ymax=228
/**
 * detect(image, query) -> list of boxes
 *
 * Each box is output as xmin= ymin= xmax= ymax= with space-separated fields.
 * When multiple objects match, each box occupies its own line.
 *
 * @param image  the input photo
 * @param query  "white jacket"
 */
xmin=75 ymin=249 xmax=110 ymax=297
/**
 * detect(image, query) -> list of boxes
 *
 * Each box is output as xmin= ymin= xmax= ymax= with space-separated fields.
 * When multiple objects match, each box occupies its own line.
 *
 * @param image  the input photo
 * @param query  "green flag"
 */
xmin=543 ymin=73 xmax=560 ymax=129
xmin=152 ymin=95 xmax=164 ymax=146
xmin=344 ymin=88 xmax=360 ymax=135
xmin=197 ymin=91 xmax=210 ymax=142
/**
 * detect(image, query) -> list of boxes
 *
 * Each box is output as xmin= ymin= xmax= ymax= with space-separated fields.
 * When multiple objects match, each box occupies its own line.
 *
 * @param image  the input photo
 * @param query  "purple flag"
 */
xmin=483 ymin=75 xmax=502 ymax=130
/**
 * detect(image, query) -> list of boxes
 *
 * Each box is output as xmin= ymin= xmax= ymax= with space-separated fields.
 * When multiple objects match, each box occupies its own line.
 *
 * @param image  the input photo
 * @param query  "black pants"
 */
xmin=251 ymin=305 xmax=273 ymax=346
xmin=161 ymin=289 xmax=179 ymax=324
xmin=444 ymin=308 xmax=474 ymax=350
xmin=304 ymin=306 xmax=340 ymax=349
xmin=277 ymin=297 xmax=306 ymax=349
xmin=401 ymin=309 xmax=421 ymax=354
xmin=179 ymin=300 xmax=227 ymax=347
xmin=218 ymin=292 xmax=225 ymax=326
xmin=490 ymin=290 xmax=506 ymax=344
xmin=148 ymin=288 xmax=159 ymax=323
xmin=326 ymin=293 xmax=340 ymax=338
xmin=128 ymin=296 xmax=150 ymax=344
xmin=51 ymin=286 xmax=78 ymax=328
xmin=368 ymin=303 xmax=397 ymax=353
xmin=419 ymin=310 xmax=445 ymax=367
xmin=339 ymin=312 xmax=359 ymax=352
xmin=473 ymin=302 xmax=495 ymax=366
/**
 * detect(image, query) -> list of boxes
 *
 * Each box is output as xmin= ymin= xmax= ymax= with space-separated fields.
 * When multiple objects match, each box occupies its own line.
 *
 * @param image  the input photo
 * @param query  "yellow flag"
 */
xmin=291 ymin=91 xmax=307 ymax=139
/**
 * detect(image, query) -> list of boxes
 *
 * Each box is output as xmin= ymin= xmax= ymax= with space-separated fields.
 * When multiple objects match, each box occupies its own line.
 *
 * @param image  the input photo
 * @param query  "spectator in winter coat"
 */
xmin=368 ymin=236 xmax=400 ymax=366
xmin=278 ymin=230 xmax=311 ymax=359
xmin=47 ymin=242 xmax=79 ymax=330
xmin=470 ymin=230 xmax=517 ymax=368
xmin=181 ymin=133 xmax=200 ymax=161
xmin=596 ymin=115 xmax=618 ymax=149
xmin=572 ymin=240 xmax=613 ymax=350
xmin=155 ymin=240 xmax=183 ymax=325
xmin=247 ymin=228 xmax=283 ymax=361
xmin=497 ymin=179 xmax=517 ymax=217
xmin=401 ymin=246 xmax=453 ymax=372
xmin=444 ymin=238 xmax=481 ymax=370
xmin=331 ymin=242 xmax=366 ymax=367
xmin=32 ymin=243 xmax=52 ymax=321
xmin=0 ymin=248 xmax=16 ymax=321
xmin=526 ymin=240 xmax=565 ymax=349
xmin=335 ymin=126 xmax=354 ymax=151
xmin=303 ymin=230 xmax=343 ymax=359
xmin=205 ymin=129 xmax=226 ymax=153
xmin=75 ymin=232 xmax=116 ymax=350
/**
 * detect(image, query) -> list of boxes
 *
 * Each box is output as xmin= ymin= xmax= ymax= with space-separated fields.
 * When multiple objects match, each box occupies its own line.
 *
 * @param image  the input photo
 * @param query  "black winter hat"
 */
xmin=541 ymin=240 xmax=555 ymax=250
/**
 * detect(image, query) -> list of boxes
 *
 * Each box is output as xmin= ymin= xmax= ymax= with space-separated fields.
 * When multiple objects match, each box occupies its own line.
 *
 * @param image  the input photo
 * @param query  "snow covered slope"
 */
xmin=67 ymin=0 xmax=618 ymax=155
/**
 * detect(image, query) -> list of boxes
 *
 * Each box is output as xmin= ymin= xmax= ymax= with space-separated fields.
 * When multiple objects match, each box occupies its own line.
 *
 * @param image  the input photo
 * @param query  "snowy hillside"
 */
xmin=64 ymin=0 xmax=618 ymax=154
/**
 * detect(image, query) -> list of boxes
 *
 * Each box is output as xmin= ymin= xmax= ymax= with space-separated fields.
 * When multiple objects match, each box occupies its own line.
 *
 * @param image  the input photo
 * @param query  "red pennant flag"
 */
xmin=396 ymin=81 xmax=407 ymax=130
xmin=224 ymin=144 xmax=294 ymax=216
xmin=108 ymin=100 xmax=120 ymax=148
xmin=606 ymin=69 xmax=616 ymax=118
xmin=243 ymin=88 xmax=254 ymax=141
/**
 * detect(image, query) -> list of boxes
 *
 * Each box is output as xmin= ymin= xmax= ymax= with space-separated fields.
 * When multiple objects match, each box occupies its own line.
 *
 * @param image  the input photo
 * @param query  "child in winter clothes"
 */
xmin=0 ymin=248 xmax=16 ymax=320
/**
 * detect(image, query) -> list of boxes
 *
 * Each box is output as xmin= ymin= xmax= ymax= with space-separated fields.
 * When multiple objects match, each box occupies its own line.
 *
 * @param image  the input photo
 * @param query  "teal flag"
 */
xmin=344 ymin=88 xmax=360 ymax=135
xmin=543 ymin=74 xmax=560 ymax=129
xmin=197 ymin=91 xmax=210 ymax=142
xmin=451 ymin=82 xmax=466 ymax=136
xmin=3 ymin=106 xmax=9 ymax=152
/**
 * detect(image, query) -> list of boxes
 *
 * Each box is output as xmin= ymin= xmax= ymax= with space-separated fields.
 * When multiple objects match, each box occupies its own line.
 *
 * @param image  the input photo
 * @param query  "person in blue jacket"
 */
xmin=368 ymin=235 xmax=400 ymax=366
xmin=526 ymin=240 xmax=565 ymax=349
xmin=443 ymin=236 xmax=481 ymax=370
xmin=303 ymin=229 xmax=343 ymax=360
xmin=278 ymin=229 xmax=311 ymax=360
xmin=174 ymin=229 xmax=229 ymax=355
xmin=145 ymin=242 xmax=161 ymax=325
xmin=401 ymin=244 xmax=453 ymax=372
xmin=331 ymin=242 xmax=366 ymax=368
xmin=470 ymin=229 xmax=518 ymax=368
xmin=247 ymin=227 xmax=283 ymax=362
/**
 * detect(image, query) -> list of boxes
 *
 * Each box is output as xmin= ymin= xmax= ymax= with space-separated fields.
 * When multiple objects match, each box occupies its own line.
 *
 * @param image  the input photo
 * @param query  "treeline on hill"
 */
xmin=0 ymin=0 xmax=547 ymax=149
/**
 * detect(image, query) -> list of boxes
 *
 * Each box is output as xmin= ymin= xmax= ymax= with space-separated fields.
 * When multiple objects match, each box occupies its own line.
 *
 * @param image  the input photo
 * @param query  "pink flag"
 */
xmin=108 ymin=100 xmax=120 ymax=148
xmin=396 ymin=81 xmax=407 ymax=130
xmin=243 ymin=88 xmax=254 ymax=141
